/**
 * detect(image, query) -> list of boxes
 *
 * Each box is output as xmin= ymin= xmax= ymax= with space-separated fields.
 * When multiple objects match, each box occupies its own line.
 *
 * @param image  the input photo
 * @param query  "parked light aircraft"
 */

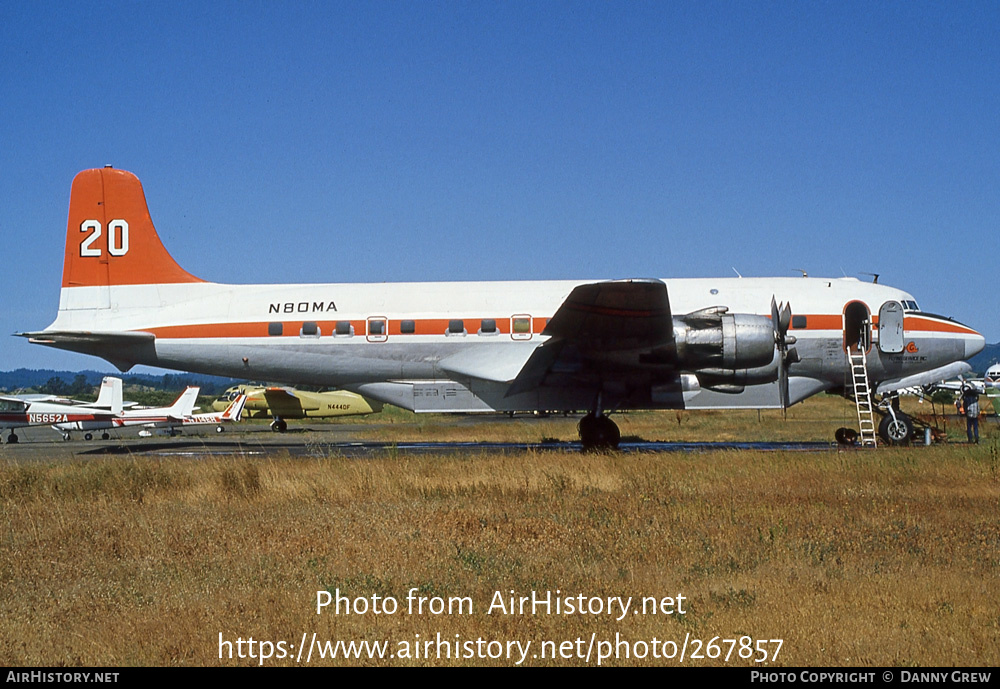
xmin=924 ymin=363 xmax=1000 ymax=416
xmin=53 ymin=380 xmax=247 ymax=439
xmin=0 ymin=376 xmax=121 ymax=443
xmin=137 ymin=392 xmax=247 ymax=436
xmin=211 ymin=384 xmax=382 ymax=432
xmin=19 ymin=168 xmax=986 ymax=447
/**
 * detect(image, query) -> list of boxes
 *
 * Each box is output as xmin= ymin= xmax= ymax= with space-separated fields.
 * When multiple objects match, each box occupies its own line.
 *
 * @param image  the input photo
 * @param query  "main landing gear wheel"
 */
xmin=578 ymin=414 xmax=621 ymax=451
xmin=878 ymin=413 xmax=913 ymax=446
xmin=84 ymin=433 xmax=93 ymax=441
xmin=270 ymin=418 xmax=288 ymax=433
xmin=6 ymin=432 xmax=18 ymax=444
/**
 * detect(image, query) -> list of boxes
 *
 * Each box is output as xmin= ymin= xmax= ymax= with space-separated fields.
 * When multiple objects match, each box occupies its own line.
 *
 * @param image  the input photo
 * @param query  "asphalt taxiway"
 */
xmin=0 ymin=421 xmax=834 ymax=462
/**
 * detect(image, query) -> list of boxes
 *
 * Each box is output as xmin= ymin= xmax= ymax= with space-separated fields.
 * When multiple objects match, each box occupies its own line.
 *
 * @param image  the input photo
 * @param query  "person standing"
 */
xmin=961 ymin=384 xmax=980 ymax=444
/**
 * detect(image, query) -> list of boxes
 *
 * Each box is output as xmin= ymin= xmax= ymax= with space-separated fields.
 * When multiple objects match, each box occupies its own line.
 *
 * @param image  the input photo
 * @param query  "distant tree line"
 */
xmin=0 ymin=368 xmax=237 ymax=395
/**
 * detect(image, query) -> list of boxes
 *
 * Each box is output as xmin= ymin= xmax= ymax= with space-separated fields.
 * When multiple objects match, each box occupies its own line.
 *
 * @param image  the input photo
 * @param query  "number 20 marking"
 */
xmin=80 ymin=219 xmax=129 ymax=257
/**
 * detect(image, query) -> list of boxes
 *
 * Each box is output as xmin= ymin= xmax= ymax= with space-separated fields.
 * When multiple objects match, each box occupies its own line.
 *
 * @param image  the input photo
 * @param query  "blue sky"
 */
xmin=2 ymin=1 xmax=998 ymax=372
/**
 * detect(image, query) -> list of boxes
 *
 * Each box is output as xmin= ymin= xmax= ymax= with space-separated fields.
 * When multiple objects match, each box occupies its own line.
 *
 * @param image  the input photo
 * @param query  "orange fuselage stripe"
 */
xmin=138 ymin=313 xmax=977 ymax=339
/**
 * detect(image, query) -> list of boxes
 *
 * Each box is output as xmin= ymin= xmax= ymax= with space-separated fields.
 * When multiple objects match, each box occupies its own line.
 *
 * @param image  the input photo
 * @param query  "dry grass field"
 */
xmin=1 ymin=398 xmax=998 ymax=666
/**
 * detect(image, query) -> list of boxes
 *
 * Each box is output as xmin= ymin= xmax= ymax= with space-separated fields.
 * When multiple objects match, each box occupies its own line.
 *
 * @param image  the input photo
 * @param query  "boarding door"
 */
xmin=877 ymin=301 xmax=904 ymax=353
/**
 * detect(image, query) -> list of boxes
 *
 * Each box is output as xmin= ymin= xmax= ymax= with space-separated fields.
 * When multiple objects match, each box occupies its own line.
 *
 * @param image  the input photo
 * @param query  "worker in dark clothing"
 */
xmin=961 ymin=384 xmax=980 ymax=444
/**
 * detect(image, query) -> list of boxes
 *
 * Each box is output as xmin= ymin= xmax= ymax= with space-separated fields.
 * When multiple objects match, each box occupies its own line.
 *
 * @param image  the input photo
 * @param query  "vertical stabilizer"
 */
xmin=168 ymin=387 xmax=201 ymax=417
xmin=63 ymin=168 xmax=205 ymax=289
xmin=221 ymin=394 xmax=248 ymax=422
xmin=94 ymin=376 xmax=124 ymax=416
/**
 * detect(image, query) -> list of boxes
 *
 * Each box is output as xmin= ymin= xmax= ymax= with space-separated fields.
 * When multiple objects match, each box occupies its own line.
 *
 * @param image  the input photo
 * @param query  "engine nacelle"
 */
xmin=692 ymin=353 xmax=781 ymax=392
xmin=673 ymin=310 xmax=775 ymax=371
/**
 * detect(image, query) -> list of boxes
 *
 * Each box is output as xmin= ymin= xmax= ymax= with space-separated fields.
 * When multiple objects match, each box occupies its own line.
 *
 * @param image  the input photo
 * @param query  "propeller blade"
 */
xmin=779 ymin=355 xmax=790 ymax=409
xmin=779 ymin=302 xmax=792 ymax=336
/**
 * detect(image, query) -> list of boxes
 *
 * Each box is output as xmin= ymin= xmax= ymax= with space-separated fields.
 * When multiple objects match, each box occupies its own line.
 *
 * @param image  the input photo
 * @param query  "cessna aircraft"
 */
xmin=211 ymin=384 xmax=382 ymax=432
xmin=18 ymin=167 xmax=986 ymax=447
xmin=0 ymin=375 xmax=121 ymax=443
xmin=136 ymin=392 xmax=247 ymax=436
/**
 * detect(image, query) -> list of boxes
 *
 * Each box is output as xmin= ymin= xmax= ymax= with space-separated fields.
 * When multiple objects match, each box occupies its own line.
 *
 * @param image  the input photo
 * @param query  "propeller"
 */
xmin=771 ymin=297 xmax=799 ymax=409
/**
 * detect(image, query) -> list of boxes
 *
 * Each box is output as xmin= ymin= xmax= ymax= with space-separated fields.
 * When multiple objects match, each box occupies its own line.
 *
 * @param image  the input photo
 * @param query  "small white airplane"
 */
xmin=137 ymin=393 xmax=247 ymax=437
xmin=19 ymin=167 xmax=986 ymax=447
xmin=0 ymin=376 xmax=122 ymax=443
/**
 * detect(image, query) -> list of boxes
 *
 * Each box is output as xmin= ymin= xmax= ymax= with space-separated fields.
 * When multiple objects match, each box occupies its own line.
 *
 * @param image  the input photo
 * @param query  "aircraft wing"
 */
xmin=876 ymin=362 xmax=973 ymax=395
xmin=262 ymin=387 xmax=313 ymax=412
xmin=506 ymin=279 xmax=674 ymax=396
xmin=542 ymin=279 xmax=673 ymax=350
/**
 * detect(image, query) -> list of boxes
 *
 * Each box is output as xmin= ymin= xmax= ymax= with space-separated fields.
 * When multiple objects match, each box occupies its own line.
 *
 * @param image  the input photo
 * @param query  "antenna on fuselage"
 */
xmin=860 ymin=272 xmax=880 ymax=284
xmin=793 ymin=269 xmax=808 ymax=277
xmin=732 ymin=267 xmax=743 ymax=278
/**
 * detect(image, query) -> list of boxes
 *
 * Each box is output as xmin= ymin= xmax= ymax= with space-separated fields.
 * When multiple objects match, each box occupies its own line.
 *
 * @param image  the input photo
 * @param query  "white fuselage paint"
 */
xmin=41 ymin=275 xmax=984 ymax=414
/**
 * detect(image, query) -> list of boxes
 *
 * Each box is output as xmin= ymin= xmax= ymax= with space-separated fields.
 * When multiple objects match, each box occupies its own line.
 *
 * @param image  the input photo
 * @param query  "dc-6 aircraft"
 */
xmin=19 ymin=168 xmax=985 ymax=448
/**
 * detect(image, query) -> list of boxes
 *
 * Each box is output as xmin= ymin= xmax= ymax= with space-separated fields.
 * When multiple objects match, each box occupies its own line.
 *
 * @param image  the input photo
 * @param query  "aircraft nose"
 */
xmin=965 ymin=328 xmax=985 ymax=360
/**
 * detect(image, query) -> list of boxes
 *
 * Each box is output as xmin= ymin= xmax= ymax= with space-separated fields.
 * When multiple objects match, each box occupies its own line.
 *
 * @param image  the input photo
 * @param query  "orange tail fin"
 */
xmin=62 ymin=167 xmax=205 ymax=288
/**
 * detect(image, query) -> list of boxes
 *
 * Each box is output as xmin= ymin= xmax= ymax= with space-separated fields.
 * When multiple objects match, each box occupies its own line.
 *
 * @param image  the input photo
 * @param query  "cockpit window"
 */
xmin=902 ymin=300 xmax=920 ymax=311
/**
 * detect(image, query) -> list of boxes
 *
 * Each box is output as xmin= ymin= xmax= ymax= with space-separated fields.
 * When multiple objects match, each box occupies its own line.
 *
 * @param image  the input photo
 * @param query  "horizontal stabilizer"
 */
xmin=16 ymin=330 xmax=154 ymax=372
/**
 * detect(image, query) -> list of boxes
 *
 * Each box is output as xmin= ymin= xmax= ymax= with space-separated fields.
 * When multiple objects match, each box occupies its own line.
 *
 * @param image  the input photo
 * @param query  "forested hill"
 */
xmin=967 ymin=343 xmax=1000 ymax=375
xmin=0 ymin=369 xmax=238 ymax=395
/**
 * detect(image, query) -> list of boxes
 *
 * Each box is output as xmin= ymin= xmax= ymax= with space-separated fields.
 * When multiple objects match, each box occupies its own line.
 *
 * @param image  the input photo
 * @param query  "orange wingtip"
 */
xmin=62 ymin=168 xmax=206 ymax=287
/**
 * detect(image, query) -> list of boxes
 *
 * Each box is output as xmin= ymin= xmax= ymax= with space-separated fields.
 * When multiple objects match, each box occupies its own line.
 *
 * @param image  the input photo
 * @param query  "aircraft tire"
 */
xmin=84 ymin=433 xmax=93 ymax=441
xmin=216 ymin=426 xmax=225 ymax=433
xmin=271 ymin=419 xmax=288 ymax=433
xmin=102 ymin=432 xmax=110 ymax=440
xmin=7 ymin=433 xmax=18 ymax=444
xmin=878 ymin=414 xmax=913 ymax=446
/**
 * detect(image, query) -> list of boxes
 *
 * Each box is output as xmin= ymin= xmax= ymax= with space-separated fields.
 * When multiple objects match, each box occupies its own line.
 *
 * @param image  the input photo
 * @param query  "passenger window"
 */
xmin=479 ymin=319 xmax=497 ymax=335
xmin=511 ymin=315 xmax=532 ymax=340
xmin=268 ymin=322 xmax=283 ymax=336
xmin=448 ymin=319 xmax=466 ymax=335
xmin=791 ymin=315 xmax=807 ymax=329
xmin=335 ymin=321 xmax=353 ymax=336
xmin=367 ymin=317 xmax=388 ymax=342
xmin=300 ymin=321 xmax=319 ymax=337
xmin=400 ymin=320 xmax=416 ymax=334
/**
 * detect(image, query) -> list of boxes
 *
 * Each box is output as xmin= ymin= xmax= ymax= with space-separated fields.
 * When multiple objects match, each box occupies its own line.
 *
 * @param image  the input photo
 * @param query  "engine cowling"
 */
xmin=673 ymin=309 xmax=775 ymax=371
